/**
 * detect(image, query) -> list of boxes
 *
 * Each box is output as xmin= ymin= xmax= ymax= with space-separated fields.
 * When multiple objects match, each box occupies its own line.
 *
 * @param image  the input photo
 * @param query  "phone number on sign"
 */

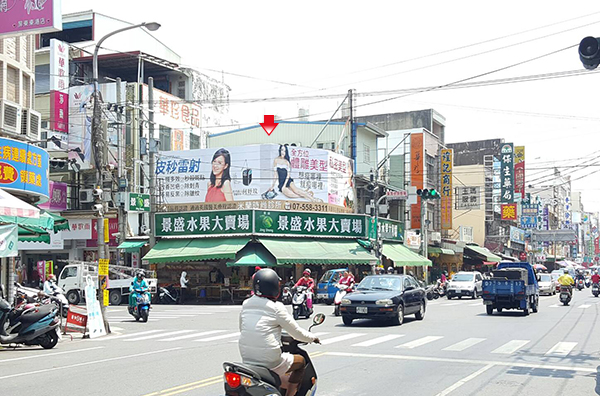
xmin=290 ymin=203 xmax=330 ymax=212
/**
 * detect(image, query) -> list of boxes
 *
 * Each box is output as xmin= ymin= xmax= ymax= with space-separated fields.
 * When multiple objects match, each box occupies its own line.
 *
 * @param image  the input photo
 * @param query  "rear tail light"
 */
xmin=224 ymin=372 xmax=241 ymax=388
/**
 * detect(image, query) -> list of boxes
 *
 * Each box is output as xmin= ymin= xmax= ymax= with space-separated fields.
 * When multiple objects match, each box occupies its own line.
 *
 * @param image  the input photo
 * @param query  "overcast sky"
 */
xmin=63 ymin=0 xmax=600 ymax=213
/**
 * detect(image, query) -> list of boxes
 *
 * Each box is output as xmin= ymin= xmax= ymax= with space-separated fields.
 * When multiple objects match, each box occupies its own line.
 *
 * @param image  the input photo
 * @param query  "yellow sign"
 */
xmin=103 ymin=218 xmax=109 ymax=243
xmin=514 ymin=146 xmax=525 ymax=164
xmin=45 ymin=260 xmax=54 ymax=279
xmin=103 ymin=290 xmax=109 ymax=306
xmin=98 ymin=258 xmax=109 ymax=276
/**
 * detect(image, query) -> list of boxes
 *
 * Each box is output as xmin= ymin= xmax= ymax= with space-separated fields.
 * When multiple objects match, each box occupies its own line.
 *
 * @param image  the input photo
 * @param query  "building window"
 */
xmin=190 ymin=133 xmax=200 ymax=150
xmin=363 ymin=144 xmax=371 ymax=164
xmin=22 ymin=75 xmax=30 ymax=108
xmin=177 ymin=80 xmax=186 ymax=99
xmin=159 ymin=126 xmax=171 ymax=151
xmin=6 ymin=66 xmax=19 ymax=103
xmin=316 ymin=142 xmax=335 ymax=151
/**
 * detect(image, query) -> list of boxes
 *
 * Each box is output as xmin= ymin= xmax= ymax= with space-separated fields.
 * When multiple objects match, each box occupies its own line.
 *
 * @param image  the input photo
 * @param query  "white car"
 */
xmin=447 ymin=271 xmax=483 ymax=299
xmin=538 ymin=273 xmax=557 ymax=296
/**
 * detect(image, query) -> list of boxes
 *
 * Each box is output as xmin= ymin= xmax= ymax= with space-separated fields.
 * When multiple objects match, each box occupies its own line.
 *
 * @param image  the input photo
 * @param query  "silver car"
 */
xmin=447 ymin=271 xmax=483 ymax=299
xmin=538 ymin=273 xmax=557 ymax=296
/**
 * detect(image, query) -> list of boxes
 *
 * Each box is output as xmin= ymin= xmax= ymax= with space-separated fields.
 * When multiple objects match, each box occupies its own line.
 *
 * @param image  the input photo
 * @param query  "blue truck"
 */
xmin=316 ymin=268 xmax=347 ymax=304
xmin=482 ymin=262 xmax=539 ymax=316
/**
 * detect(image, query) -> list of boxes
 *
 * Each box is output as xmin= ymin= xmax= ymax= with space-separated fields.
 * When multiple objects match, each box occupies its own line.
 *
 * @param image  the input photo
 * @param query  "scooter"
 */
xmin=223 ymin=313 xmax=325 ymax=396
xmin=559 ymin=285 xmax=572 ymax=306
xmin=128 ymin=289 xmax=151 ymax=322
xmin=292 ymin=286 xmax=313 ymax=320
xmin=592 ymin=283 xmax=600 ymax=298
xmin=281 ymin=285 xmax=293 ymax=306
xmin=333 ymin=283 xmax=353 ymax=316
xmin=0 ymin=285 xmax=61 ymax=349
xmin=576 ymin=279 xmax=585 ymax=291
xmin=158 ymin=285 xmax=179 ymax=304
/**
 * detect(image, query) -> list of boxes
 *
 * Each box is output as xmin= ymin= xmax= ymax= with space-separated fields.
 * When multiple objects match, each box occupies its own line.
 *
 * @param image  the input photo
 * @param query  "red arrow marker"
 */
xmin=260 ymin=115 xmax=279 ymax=136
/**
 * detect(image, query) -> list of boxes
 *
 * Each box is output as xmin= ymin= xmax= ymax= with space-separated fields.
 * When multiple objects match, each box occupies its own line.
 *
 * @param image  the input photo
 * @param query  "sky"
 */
xmin=63 ymin=0 xmax=600 ymax=213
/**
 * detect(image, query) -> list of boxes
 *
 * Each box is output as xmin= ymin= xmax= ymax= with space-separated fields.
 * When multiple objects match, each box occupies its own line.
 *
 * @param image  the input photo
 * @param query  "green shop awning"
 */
xmin=383 ymin=242 xmax=432 ymax=267
xmin=258 ymin=238 xmax=378 ymax=266
xmin=227 ymin=243 xmax=278 ymax=267
xmin=117 ymin=240 xmax=147 ymax=252
xmin=143 ymin=237 xmax=250 ymax=264
xmin=18 ymin=224 xmax=51 ymax=243
xmin=0 ymin=213 xmax=54 ymax=230
xmin=428 ymin=246 xmax=455 ymax=255
xmin=464 ymin=245 xmax=501 ymax=263
xmin=44 ymin=212 xmax=70 ymax=232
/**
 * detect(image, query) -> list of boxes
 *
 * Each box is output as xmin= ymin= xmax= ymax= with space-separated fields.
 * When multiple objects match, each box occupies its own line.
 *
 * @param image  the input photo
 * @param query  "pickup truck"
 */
xmin=58 ymin=262 xmax=157 ymax=306
xmin=482 ymin=262 xmax=539 ymax=316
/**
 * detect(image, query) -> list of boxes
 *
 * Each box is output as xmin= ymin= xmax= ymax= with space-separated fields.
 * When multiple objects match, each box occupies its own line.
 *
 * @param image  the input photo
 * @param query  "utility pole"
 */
xmin=348 ymin=89 xmax=355 ymax=171
xmin=148 ymin=77 xmax=156 ymax=249
xmin=116 ymin=77 xmax=127 ymax=262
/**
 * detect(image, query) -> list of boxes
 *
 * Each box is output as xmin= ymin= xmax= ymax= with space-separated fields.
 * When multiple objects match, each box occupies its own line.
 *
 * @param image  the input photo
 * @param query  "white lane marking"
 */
xmin=578 ymin=304 xmax=591 ymax=309
xmin=548 ymin=304 xmax=561 ymax=308
xmin=397 ymin=336 xmax=444 ymax=349
xmin=159 ymin=330 xmax=226 ymax=342
xmin=325 ymin=351 xmax=597 ymax=373
xmin=545 ymin=342 xmax=577 ymax=356
xmin=194 ymin=332 xmax=241 ymax=342
xmin=442 ymin=338 xmax=486 ymax=352
xmin=435 ymin=364 xmax=495 ymax=396
xmin=491 ymin=340 xmax=530 ymax=355
xmin=320 ymin=333 xmax=365 ymax=345
xmin=0 ymin=346 xmax=105 ymax=363
xmin=124 ymin=330 xmax=194 ymax=342
xmin=352 ymin=334 xmax=404 ymax=347
xmin=441 ymin=302 xmax=460 ymax=306
xmin=91 ymin=330 xmax=165 ymax=341
xmin=0 ymin=347 xmax=182 ymax=380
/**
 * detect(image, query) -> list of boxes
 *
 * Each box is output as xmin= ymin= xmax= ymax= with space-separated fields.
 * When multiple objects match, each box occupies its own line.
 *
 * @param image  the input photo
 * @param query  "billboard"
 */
xmin=500 ymin=143 xmax=514 ymax=203
xmin=155 ymin=144 xmax=355 ymax=213
xmin=0 ymin=0 xmax=62 ymax=37
xmin=514 ymin=146 xmax=525 ymax=200
xmin=0 ymin=136 xmax=49 ymax=199
xmin=410 ymin=133 xmax=424 ymax=229
xmin=440 ymin=149 xmax=452 ymax=230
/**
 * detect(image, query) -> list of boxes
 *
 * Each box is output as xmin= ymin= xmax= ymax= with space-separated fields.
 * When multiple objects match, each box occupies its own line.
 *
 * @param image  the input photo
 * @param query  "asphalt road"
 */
xmin=1 ymin=289 xmax=600 ymax=396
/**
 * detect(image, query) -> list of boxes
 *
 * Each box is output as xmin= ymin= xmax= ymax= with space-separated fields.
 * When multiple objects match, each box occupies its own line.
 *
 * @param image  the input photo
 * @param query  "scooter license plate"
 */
xmin=317 ymin=294 xmax=328 ymax=299
xmin=356 ymin=306 xmax=368 ymax=314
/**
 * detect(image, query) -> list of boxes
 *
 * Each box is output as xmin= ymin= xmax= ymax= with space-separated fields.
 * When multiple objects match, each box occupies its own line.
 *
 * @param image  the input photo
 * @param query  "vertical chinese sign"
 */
xmin=410 ymin=133 xmax=424 ymax=229
xmin=514 ymin=146 xmax=525 ymax=200
xmin=49 ymin=39 xmax=69 ymax=136
xmin=500 ymin=143 xmax=514 ymax=204
xmin=440 ymin=148 xmax=453 ymax=230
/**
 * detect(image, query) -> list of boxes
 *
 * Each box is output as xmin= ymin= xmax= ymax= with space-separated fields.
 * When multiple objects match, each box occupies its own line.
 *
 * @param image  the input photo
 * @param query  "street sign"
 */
xmin=98 ymin=259 xmax=109 ymax=276
xmin=386 ymin=190 xmax=408 ymax=200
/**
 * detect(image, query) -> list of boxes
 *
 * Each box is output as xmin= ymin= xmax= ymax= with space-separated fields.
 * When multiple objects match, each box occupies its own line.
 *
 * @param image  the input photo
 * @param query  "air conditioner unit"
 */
xmin=21 ymin=108 xmax=41 ymax=140
xmin=80 ymin=189 xmax=94 ymax=203
xmin=0 ymin=99 xmax=22 ymax=136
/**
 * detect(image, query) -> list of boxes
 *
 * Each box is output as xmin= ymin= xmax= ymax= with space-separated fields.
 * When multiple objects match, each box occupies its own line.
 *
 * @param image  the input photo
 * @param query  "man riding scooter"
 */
xmin=294 ymin=269 xmax=315 ymax=311
xmin=333 ymin=270 xmax=355 ymax=316
xmin=575 ymin=269 xmax=586 ymax=291
xmin=558 ymin=269 xmax=575 ymax=305
xmin=238 ymin=269 xmax=320 ymax=396
xmin=129 ymin=271 xmax=149 ymax=307
xmin=591 ymin=270 xmax=600 ymax=297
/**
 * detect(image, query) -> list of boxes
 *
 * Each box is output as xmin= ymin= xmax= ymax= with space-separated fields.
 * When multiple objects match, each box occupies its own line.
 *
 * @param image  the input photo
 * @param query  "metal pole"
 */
xmin=308 ymin=93 xmax=348 ymax=148
xmin=117 ymin=77 xmax=127 ymax=263
xmin=148 ymin=77 xmax=156 ymax=249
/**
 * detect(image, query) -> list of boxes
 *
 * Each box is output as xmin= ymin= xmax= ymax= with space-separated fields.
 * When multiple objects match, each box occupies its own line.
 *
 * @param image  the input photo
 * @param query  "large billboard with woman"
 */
xmin=155 ymin=144 xmax=354 ymax=213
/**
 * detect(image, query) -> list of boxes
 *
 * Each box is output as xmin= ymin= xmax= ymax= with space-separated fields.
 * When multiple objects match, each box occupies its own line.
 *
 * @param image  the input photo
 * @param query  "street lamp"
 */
xmin=90 ymin=21 xmax=160 ymax=333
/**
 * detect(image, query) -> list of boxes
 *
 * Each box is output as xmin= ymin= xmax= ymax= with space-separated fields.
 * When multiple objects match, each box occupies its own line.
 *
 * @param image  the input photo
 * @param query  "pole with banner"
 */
xmin=98 ymin=258 xmax=109 ymax=307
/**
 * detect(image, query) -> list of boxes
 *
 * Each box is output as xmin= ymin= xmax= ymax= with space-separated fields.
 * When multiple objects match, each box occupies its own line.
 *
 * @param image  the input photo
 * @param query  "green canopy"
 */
xmin=0 ymin=213 xmax=54 ymax=230
xmin=44 ymin=212 xmax=70 ymax=232
xmin=428 ymin=246 xmax=455 ymax=255
xmin=227 ymin=243 xmax=278 ymax=267
xmin=117 ymin=240 xmax=147 ymax=253
xmin=382 ymin=242 xmax=432 ymax=267
xmin=18 ymin=225 xmax=51 ymax=243
xmin=258 ymin=238 xmax=377 ymax=266
xmin=464 ymin=245 xmax=501 ymax=263
xmin=143 ymin=237 xmax=250 ymax=264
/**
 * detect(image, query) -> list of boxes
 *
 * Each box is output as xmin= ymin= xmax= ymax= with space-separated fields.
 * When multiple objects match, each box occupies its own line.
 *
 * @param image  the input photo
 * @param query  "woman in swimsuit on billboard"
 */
xmin=268 ymin=144 xmax=320 ymax=202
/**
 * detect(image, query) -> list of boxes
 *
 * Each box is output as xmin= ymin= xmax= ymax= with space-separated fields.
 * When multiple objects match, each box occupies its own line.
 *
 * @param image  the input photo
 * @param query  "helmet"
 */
xmin=303 ymin=269 xmax=311 ymax=276
xmin=47 ymin=274 xmax=56 ymax=282
xmin=564 ymin=269 xmax=569 ymax=274
xmin=253 ymin=269 xmax=281 ymax=299
xmin=136 ymin=270 xmax=145 ymax=279
xmin=387 ymin=267 xmax=394 ymax=274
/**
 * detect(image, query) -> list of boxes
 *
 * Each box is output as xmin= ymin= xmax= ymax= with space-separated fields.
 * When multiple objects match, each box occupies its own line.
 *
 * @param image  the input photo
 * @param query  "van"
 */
xmin=316 ymin=268 xmax=347 ymax=304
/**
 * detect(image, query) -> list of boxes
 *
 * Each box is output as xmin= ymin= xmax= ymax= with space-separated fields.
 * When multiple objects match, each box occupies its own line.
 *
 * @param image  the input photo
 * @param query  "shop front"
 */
xmin=143 ymin=209 xmax=378 ymax=303
xmin=462 ymin=244 xmax=501 ymax=274
xmin=428 ymin=246 xmax=460 ymax=281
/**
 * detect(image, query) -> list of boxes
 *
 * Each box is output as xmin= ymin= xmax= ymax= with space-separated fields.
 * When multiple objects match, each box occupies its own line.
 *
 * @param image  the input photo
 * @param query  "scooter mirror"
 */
xmin=313 ymin=313 xmax=325 ymax=325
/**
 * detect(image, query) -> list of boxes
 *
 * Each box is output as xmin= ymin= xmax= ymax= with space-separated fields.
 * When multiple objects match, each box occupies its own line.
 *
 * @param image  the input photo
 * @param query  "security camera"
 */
xmin=92 ymin=203 xmax=103 ymax=212
xmin=93 ymin=188 xmax=103 ymax=196
xmin=579 ymin=36 xmax=600 ymax=70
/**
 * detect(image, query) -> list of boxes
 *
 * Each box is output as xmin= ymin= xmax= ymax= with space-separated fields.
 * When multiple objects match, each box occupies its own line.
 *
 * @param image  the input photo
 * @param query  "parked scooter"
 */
xmin=15 ymin=282 xmax=68 ymax=318
xmin=281 ymin=277 xmax=293 ymax=305
xmin=333 ymin=283 xmax=354 ymax=316
xmin=559 ymin=285 xmax=572 ymax=306
xmin=223 ymin=313 xmax=325 ymax=396
xmin=158 ymin=284 xmax=179 ymax=304
xmin=292 ymin=285 xmax=313 ymax=320
xmin=128 ymin=289 xmax=151 ymax=322
xmin=592 ymin=283 xmax=600 ymax=298
xmin=0 ymin=285 xmax=61 ymax=349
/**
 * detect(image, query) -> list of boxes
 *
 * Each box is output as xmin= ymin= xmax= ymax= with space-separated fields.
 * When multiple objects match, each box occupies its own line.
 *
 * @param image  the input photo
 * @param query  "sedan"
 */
xmin=340 ymin=275 xmax=426 ymax=326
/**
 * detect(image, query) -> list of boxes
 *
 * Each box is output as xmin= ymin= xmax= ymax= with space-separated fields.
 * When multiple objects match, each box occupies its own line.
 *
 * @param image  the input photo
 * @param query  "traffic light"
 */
xmin=579 ymin=36 xmax=600 ymax=70
xmin=417 ymin=188 xmax=441 ymax=200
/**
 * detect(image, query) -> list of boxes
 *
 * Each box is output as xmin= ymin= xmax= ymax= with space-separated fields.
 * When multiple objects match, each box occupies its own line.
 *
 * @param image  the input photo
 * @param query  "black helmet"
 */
xmin=253 ymin=269 xmax=281 ymax=299
xmin=136 ymin=270 xmax=145 ymax=279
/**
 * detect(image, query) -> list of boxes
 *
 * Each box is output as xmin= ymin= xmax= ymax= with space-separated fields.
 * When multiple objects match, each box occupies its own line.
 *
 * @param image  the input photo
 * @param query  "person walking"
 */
xmin=180 ymin=271 xmax=189 ymax=304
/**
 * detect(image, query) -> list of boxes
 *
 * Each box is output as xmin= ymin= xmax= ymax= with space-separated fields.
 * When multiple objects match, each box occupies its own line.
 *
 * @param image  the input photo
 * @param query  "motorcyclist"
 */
xmin=239 ymin=269 xmax=319 ymax=396
xmin=294 ymin=269 xmax=315 ymax=310
xmin=129 ymin=270 xmax=149 ymax=307
xmin=558 ymin=269 xmax=574 ymax=288
xmin=591 ymin=270 xmax=600 ymax=285
xmin=387 ymin=267 xmax=395 ymax=275
xmin=43 ymin=274 xmax=58 ymax=296
xmin=575 ymin=270 xmax=586 ymax=288
xmin=338 ymin=270 xmax=355 ymax=291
